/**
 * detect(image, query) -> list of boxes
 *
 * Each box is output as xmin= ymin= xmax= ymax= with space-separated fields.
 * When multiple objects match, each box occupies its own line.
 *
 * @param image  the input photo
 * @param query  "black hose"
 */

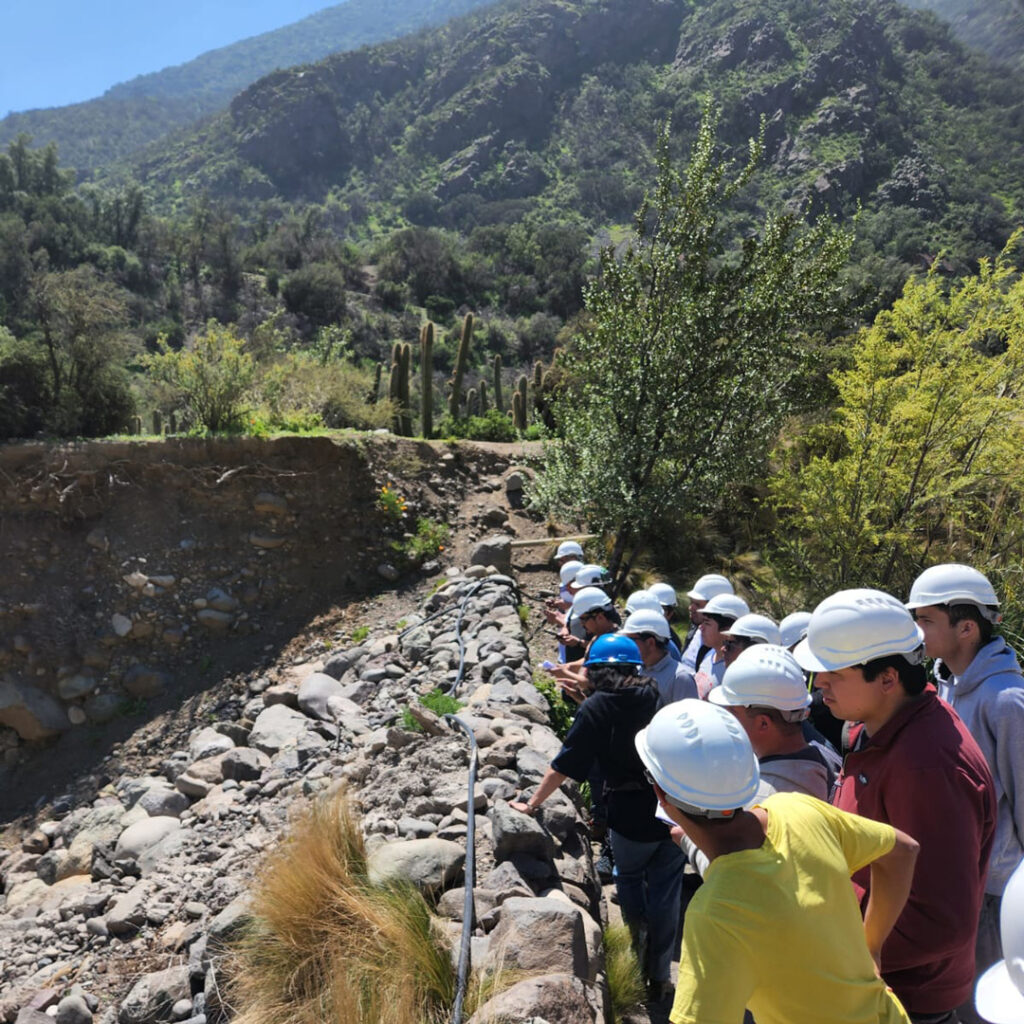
xmin=433 ymin=573 xmax=518 ymax=1024
xmin=443 ymin=713 xmax=479 ymax=1024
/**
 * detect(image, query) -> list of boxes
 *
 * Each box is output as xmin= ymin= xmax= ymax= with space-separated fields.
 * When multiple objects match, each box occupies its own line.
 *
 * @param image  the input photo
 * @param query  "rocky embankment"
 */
xmin=1 ymin=562 xmax=611 ymax=1024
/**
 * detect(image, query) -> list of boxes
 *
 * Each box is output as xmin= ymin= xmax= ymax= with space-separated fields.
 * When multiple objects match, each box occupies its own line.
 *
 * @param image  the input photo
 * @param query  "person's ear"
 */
xmin=956 ymin=617 xmax=979 ymax=643
xmin=878 ymin=665 xmax=901 ymax=694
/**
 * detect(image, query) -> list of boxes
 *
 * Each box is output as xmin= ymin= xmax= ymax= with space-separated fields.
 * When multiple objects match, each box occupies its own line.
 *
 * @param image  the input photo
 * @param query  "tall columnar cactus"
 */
xmin=479 ymin=379 xmax=488 ymax=414
xmin=400 ymin=342 xmax=413 ymax=436
xmin=169 ymin=412 xmax=178 ymax=434
xmin=420 ymin=322 xmax=434 ymax=438
xmin=369 ymin=362 xmax=382 ymax=405
xmin=533 ymin=360 xmax=543 ymax=391
xmin=388 ymin=359 xmax=402 ymax=434
xmin=467 ymin=387 xmax=478 ymax=417
xmin=131 ymin=415 xmax=142 ymax=436
xmin=152 ymin=410 xmax=162 ymax=436
xmin=447 ymin=312 xmax=474 ymax=419
xmin=492 ymin=353 xmax=504 ymax=413
xmin=513 ymin=374 xmax=528 ymax=432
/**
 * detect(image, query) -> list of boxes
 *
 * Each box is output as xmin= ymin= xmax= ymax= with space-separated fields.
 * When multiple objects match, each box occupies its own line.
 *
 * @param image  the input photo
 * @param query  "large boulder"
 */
xmin=296 ymin=673 xmax=344 ymax=720
xmin=468 ymin=536 xmax=512 ymax=572
xmin=0 ymin=679 xmax=69 ymax=740
xmin=106 ymin=881 xmax=151 ymax=935
xmin=220 ymin=747 xmax=270 ymax=782
xmin=122 ymin=665 xmax=171 ymax=699
xmin=491 ymin=801 xmax=555 ymax=861
xmin=486 ymin=897 xmax=592 ymax=980
xmin=187 ymin=726 xmax=235 ymax=762
xmin=118 ymin=966 xmax=190 ymax=1024
xmin=367 ymin=838 xmax=465 ymax=896
xmin=466 ymin=973 xmax=606 ymax=1024
xmin=248 ymin=704 xmax=325 ymax=756
xmin=114 ymin=817 xmax=181 ymax=861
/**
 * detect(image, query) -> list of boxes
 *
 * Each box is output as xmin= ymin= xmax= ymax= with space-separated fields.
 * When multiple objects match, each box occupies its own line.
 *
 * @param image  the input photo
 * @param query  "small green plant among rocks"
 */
xmin=532 ymin=669 xmax=574 ymax=740
xmin=350 ymin=625 xmax=370 ymax=644
xmin=402 ymin=688 xmax=464 ymax=731
xmin=392 ymin=517 xmax=449 ymax=565
xmin=377 ymin=483 xmax=408 ymax=521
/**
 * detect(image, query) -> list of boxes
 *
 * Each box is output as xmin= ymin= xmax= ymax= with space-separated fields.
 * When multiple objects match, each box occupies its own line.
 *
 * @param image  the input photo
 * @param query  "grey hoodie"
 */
xmin=937 ymin=638 xmax=1024 ymax=895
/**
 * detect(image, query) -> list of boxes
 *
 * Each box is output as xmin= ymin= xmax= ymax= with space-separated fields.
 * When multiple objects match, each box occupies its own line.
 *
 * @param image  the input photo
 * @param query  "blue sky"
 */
xmin=1 ymin=1 xmax=340 ymax=116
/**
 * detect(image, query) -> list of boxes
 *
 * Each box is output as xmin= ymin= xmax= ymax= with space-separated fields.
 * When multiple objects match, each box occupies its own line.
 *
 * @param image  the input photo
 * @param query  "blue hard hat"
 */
xmin=584 ymin=634 xmax=643 ymax=667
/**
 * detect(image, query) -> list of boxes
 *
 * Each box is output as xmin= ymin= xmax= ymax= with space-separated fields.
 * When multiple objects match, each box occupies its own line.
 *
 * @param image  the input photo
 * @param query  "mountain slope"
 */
xmin=0 ymin=0 xmax=497 ymax=176
xmin=902 ymin=0 xmax=1024 ymax=66
xmin=132 ymin=0 xmax=1024 ymax=291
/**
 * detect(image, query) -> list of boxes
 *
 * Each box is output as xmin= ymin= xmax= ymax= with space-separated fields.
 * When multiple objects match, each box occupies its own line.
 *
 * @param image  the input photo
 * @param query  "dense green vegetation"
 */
xmin=0 ymin=0 xmax=498 ymax=176
xmin=124 ymin=0 xmax=1024 ymax=312
xmin=0 ymin=132 xmax=582 ymax=440
xmin=3 ymin=0 xmax=1024 ymax=468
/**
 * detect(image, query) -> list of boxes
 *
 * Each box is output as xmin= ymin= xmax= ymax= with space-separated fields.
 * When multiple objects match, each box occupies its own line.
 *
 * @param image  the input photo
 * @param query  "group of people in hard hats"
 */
xmin=514 ymin=546 xmax=1024 ymax=1024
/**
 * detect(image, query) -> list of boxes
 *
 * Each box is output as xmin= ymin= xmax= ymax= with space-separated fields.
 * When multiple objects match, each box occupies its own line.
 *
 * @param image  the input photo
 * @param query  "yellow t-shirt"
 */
xmin=671 ymin=792 xmax=911 ymax=1024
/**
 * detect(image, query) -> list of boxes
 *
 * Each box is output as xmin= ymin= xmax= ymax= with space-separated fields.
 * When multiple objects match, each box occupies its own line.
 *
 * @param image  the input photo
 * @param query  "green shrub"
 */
xmin=255 ymin=352 xmax=393 ymax=432
xmin=439 ymin=408 xmax=517 ymax=442
xmin=146 ymin=321 xmax=256 ymax=432
xmin=281 ymin=262 xmax=348 ymax=326
xmin=392 ymin=517 xmax=449 ymax=564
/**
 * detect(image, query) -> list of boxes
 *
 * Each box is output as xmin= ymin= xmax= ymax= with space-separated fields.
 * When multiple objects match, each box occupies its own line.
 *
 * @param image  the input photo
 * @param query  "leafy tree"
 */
xmin=281 ymin=262 xmax=348 ymax=326
xmin=147 ymin=321 xmax=256 ymax=432
xmin=532 ymin=107 xmax=851 ymax=588
xmin=29 ymin=265 xmax=135 ymax=436
xmin=770 ymin=232 xmax=1024 ymax=601
xmin=0 ymin=325 xmax=49 ymax=439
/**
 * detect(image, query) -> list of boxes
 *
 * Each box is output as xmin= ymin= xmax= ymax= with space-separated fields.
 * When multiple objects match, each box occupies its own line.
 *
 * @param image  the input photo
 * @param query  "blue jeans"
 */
xmin=609 ymin=829 xmax=685 ymax=984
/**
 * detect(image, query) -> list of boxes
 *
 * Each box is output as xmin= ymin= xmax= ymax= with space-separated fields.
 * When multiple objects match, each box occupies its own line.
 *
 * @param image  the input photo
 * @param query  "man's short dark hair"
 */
xmin=945 ymin=603 xmax=995 ymax=645
xmin=744 ymin=705 xmax=805 ymax=736
xmin=703 ymin=613 xmax=737 ymax=631
xmin=632 ymin=630 xmax=669 ymax=651
xmin=861 ymin=653 xmax=927 ymax=696
xmin=601 ymin=606 xmax=622 ymax=627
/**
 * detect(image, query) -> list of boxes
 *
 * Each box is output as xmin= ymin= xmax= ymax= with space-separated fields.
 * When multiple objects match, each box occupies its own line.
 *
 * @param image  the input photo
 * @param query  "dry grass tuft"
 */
xmin=603 ymin=923 xmax=646 ymax=1023
xmin=227 ymin=792 xmax=456 ymax=1024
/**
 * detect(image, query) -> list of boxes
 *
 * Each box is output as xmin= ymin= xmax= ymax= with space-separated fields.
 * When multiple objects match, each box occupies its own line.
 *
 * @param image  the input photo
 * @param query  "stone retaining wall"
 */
xmin=0 ymin=569 xmax=609 ymax=1024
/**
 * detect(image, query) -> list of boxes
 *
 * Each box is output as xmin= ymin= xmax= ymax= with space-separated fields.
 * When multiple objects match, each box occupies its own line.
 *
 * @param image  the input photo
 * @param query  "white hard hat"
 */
xmin=907 ymin=564 xmax=1002 ymax=624
xmin=710 ymin=644 xmax=812 ymax=719
xmin=625 ymin=590 xmax=664 ymax=614
xmin=559 ymin=560 xmax=584 ymax=586
xmin=779 ymin=611 xmax=812 ymax=649
xmin=556 ymin=540 xmax=585 ymax=560
xmin=571 ymin=586 xmax=613 ymax=617
xmin=687 ymin=573 xmax=734 ymax=602
xmin=648 ymin=582 xmax=678 ymax=607
xmin=702 ymin=593 xmax=750 ymax=621
xmin=574 ymin=564 xmax=611 ymax=587
xmin=794 ymin=589 xmax=924 ymax=674
xmin=724 ymin=613 xmax=781 ymax=645
xmin=975 ymin=858 xmax=1024 ymax=1023
xmin=622 ymin=609 xmax=671 ymax=640
xmin=635 ymin=699 xmax=760 ymax=816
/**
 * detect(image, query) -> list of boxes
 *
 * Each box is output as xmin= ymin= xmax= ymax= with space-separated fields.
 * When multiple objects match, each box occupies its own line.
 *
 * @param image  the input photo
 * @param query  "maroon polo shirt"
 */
xmin=832 ymin=690 xmax=995 ymax=1015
